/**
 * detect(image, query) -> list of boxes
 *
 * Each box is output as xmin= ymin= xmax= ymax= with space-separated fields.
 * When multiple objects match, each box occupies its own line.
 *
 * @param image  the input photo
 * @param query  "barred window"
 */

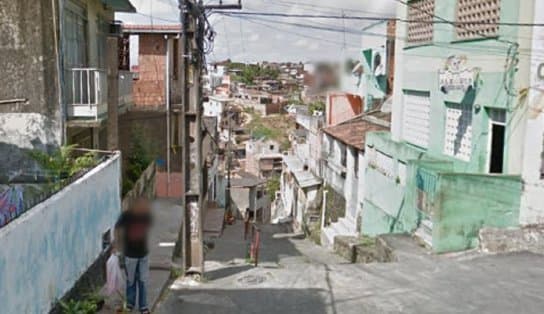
xmin=456 ymin=0 xmax=501 ymax=40
xmin=407 ymin=0 xmax=435 ymax=44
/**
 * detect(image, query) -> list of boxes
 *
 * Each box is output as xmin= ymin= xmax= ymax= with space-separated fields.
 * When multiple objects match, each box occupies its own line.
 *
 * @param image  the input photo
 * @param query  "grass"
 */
xmin=245 ymin=111 xmax=294 ymax=151
xmin=358 ymin=235 xmax=377 ymax=247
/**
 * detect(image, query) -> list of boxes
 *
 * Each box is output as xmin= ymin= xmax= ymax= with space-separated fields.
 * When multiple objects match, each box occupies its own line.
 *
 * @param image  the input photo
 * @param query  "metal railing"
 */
xmin=67 ymin=68 xmax=108 ymax=120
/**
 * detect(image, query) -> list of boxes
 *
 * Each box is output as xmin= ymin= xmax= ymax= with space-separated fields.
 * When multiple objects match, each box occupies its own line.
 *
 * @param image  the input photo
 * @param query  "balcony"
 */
xmin=67 ymin=68 xmax=108 ymax=120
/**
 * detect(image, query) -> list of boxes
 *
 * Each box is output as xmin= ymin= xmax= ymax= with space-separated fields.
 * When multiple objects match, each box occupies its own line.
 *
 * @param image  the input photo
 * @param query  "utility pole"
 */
xmin=173 ymin=0 xmax=242 ymax=279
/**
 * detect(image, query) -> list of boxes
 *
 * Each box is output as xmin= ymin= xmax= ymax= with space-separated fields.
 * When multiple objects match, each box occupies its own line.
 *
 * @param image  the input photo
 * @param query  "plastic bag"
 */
xmin=105 ymin=254 xmax=125 ymax=296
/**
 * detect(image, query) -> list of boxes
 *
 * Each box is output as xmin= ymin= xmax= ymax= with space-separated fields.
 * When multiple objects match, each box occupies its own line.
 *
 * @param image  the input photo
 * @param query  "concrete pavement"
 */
xmin=156 ymin=222 xmax=544 ymax=314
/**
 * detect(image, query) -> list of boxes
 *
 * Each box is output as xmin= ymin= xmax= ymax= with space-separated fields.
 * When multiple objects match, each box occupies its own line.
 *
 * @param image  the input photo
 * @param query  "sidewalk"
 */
xmin=100 ymin=198 xmax=182 ymax=313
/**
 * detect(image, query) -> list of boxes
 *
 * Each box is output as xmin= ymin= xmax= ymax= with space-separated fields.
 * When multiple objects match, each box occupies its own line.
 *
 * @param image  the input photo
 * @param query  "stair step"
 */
xmin=421 ymin=219 xmax=433 ymax=231
xmin=414 ymin=226 xmax=433 ymax=248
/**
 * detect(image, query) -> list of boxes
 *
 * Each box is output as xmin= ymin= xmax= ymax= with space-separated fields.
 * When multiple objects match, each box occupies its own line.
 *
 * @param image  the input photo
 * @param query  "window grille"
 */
xmin=402 ymin=92 xmax=431 ymax=148
xmin=456 ymin=0 xmax=501 ymax=40
xmin=444 ymin=103 xmax=473 ymax=161
xmin=407 ymin=0 xmax=435 ymax=44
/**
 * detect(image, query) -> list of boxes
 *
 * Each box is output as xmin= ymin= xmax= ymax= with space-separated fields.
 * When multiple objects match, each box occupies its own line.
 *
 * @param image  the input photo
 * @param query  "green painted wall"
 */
xmin=359 ymin=0 xmax=531 ymax=252
xmin=432 ymin=174 xmax=521 ymax=253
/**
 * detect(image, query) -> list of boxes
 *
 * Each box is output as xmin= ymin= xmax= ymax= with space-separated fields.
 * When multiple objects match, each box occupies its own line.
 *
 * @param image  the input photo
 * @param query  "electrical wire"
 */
xmin=212 ymin=11 xmax=544 ymax=27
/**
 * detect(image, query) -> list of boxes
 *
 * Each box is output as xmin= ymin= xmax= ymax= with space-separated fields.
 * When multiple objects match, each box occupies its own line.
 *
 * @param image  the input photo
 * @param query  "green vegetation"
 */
xmin=28 ymin=145 xmax=98 ymax=183
xmin=309 ymin=100 xmax=325 ymax=115
xmin=228 ymin=63 xmax=280 ymax=85
xmin=266 ymin=174 xmax=281 ymax=198
xmin=123 ymin=128 xmax=153 ymax=196
xmin=358 ymin=235 xmax=376 ymax=247
xmin=59 ymin=299 xmax=98 ymax=314
xmin=324 ymin=185 xmax=346 ymax=225
xmin=246 ymin=111 xmax=293 ymax=151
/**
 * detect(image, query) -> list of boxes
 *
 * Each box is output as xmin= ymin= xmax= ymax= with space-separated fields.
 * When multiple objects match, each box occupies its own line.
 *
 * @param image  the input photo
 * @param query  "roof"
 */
xmin=231 ymin=172 xmax=266 ymax=188
xmin=105 ymin=0 xmax=136 ymax=12
xmin=123 ymin=24 xmax=181 ymax=34
xmin=283 ymin=155 xmax=304 ymax=171
xmin=322 ymin=110 xmax=391 ymax=150
xmin=293 ymin=170 xmax=322 ymax=188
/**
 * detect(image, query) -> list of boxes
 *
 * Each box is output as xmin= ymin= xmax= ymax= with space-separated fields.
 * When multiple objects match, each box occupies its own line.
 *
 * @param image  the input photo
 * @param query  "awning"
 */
xmin=103 ymin=0 xmax=136 ymax=13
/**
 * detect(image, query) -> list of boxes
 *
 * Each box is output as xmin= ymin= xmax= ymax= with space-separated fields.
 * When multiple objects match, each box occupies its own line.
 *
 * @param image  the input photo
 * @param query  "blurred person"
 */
xmin=115 ymin=198 xmax=153 ymax=314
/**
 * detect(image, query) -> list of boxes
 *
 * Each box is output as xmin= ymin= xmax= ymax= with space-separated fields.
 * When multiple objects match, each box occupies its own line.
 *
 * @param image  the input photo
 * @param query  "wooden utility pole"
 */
xmin=173 ymin=0 xmax=241 ymax=279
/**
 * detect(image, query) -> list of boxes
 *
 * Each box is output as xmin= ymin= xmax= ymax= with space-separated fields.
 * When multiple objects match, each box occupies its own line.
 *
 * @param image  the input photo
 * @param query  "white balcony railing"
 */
xmin=67 ymin=68 xmax=108 ymax=120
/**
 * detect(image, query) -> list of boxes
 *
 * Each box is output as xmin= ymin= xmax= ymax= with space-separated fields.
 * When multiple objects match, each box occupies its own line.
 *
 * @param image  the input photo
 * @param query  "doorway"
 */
xmin=489 ymin=123 xmax=506 ymax=174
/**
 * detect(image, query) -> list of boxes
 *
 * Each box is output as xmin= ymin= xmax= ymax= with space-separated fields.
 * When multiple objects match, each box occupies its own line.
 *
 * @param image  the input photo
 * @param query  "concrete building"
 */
xmin=361 ymin=0 xmax=537 ymax=253
xmin=0 ymin=0 xmax=135 ymax=171
xmin=123 ymin=24 xmax=182 ymax=109
xmin=520 ymin=4 xmax=544 ymax=226
xmin=223 ymin=172 xmax=271 ymax=223
xmin=119 ymin=25 xmax=184 ymax=175
xmin=320 ymin=111 xmax=391 ymax=247
xmin=276 ymin=155 xmax=322 ymax=231
xmin=203 ymin=95 xmax=233 ymax=131
xmin=292 ymin=107 xmax=325 ymax=176
xmin=245 ymin=138 xmax=284 ymax=178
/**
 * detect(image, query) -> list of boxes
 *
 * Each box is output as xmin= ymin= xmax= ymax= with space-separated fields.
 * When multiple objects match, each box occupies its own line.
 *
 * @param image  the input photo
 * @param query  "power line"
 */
xmin=213 ymin=10 xmax=544 ymax=27
xmin=221 ymin=14 xmax=544 ymax=60
xmin=219 ymin=14 xmax=531 ymax=54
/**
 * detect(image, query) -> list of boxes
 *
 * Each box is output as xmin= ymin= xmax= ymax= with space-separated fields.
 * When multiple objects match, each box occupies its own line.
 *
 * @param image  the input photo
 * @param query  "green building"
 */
xmin=361 ymin=0 xmax=539 ymax=253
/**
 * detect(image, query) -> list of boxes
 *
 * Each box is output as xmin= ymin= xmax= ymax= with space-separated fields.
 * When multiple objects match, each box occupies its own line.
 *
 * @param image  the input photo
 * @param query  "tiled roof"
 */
xmin=123 ymin=24 xmax=182 ymax=34
xmin=322 ymin=111 xmax=391 ymax=150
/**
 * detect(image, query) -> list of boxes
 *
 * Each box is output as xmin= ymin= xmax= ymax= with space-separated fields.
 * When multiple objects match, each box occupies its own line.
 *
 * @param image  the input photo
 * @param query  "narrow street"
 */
xmin=156 ymin=222 xmax=544 ymax=314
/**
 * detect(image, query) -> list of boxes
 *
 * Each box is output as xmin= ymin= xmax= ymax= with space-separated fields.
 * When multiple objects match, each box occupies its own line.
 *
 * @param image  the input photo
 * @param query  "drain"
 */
xmin=237 ymin=274 xmax=267 ymax=286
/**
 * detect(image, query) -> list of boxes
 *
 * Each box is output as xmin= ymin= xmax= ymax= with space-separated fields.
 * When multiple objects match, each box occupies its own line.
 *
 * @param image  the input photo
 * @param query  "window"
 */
xmin=63 ymin=3 xmax=88 ymax=68
xmin=444 ymin=102 xmax=473 ymax=161
xmin=456 ymin=0 xmax=500 ymax=40
xmin=354 ymin=150 xmax=359 ymax=178
xmin=406 ymin=0 xmax=435 ymax=45
xmin=340 ymin=145 xmax=347 ymax=167
xmin=173 ymin=39 xmax=179 ymax=80
xmin=402 ymin=91 xmax=431 ymax=148
xmin=270 ymin=145 xmax=275 ymax=150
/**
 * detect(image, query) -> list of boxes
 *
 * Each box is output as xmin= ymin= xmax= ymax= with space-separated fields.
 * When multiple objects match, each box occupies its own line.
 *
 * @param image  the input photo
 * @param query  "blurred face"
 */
xmin=131 ymin=199 xmax=151 ymax=215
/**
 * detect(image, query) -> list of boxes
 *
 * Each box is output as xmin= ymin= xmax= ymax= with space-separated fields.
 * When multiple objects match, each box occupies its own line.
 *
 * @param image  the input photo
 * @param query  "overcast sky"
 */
xmin=117 ymin=0 xmax=397 ymax=63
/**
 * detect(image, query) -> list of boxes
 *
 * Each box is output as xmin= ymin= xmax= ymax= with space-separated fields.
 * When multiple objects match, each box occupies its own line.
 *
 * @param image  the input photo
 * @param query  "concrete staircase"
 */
xmin=321 ymin=217 xmax=358 ymax=249
xmin=414 ymin=218 xmax=433 ymax=248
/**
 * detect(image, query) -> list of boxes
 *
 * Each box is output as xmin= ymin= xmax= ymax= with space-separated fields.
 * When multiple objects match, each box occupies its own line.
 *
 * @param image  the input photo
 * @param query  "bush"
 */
xmin=122 ymin=128 xmax=152 ymax=196
xmin=28 ymin=145 xmax=98 ymax=182
xmin=59 ymin=299 xmax=97 ymax=314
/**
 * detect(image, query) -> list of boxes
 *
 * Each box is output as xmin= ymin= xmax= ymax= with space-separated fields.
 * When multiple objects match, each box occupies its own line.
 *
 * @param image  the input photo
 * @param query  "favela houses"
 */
xmin=5 ymin=0 xmax=544 ymax=313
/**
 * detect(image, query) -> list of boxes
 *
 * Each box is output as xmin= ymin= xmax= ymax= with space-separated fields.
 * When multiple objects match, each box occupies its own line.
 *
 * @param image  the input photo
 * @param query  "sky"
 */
xmin=116 ymin=0 xmax=398 ymax=63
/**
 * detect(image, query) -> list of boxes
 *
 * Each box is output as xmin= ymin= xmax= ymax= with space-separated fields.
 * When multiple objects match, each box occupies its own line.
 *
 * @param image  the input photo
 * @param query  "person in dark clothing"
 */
xmin=115 ymin=198 xmax=153 ymax=314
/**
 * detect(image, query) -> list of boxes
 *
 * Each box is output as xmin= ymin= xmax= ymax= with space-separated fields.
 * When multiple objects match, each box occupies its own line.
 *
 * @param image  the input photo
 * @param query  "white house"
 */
xmin=320 ymin=111 xmax=391 ymax=248
xmin=520 ymin=4 xmax=544 ymax=226
xmin=203 ymin=96 xmax=233 ymax=132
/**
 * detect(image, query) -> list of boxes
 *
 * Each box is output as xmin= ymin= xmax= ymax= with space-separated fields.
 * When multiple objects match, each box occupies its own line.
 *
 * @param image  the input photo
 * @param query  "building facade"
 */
xmin=362 ymin=0 xmax=536 ymax=253
xmin=0 ymin=0 xmax=135 ymax=172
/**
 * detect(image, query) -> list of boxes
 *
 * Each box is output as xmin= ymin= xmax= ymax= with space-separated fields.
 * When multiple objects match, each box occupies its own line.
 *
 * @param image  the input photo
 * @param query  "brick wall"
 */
xmin=133 ymin=35 xmax=182 ymax=108
xmin=134 ymin=34 xmax=167 ymax=108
